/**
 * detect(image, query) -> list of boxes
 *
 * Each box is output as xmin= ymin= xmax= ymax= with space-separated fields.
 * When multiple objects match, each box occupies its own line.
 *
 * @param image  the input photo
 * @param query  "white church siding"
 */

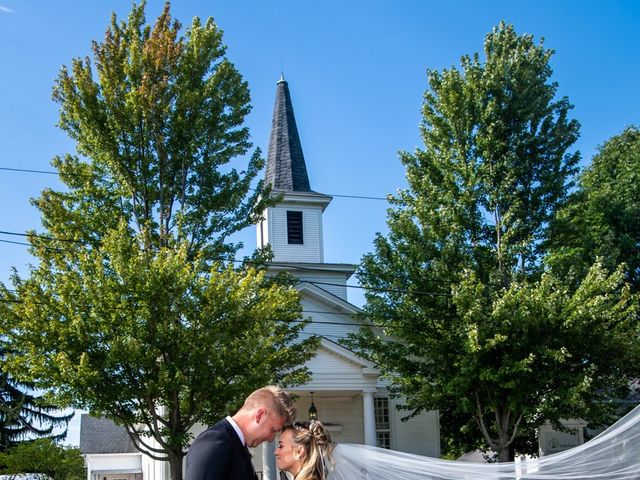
xmin=305 ymin=346 xmax=376 ymax=390
xmin=297 ymin=274 xmax=346 ymax=299
xmin=256 ymin=208 xmax=270 ymax=250
xmin=270 ymin=206 xmax=324 ymax=263
xmin=302 ymin=395 xmax=365 ymax=444
xmin=188 ymin=422 xmax=208 ymax=441
xmin=389 ymin=399 xmax=441 ymax=457
xmin=300 ymin=296 xmax=360 ymax=341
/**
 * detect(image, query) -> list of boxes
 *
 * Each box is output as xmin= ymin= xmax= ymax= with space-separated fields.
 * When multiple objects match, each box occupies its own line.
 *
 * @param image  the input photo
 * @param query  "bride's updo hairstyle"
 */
xmin=284 ymin=420 xmax=335 ymax=480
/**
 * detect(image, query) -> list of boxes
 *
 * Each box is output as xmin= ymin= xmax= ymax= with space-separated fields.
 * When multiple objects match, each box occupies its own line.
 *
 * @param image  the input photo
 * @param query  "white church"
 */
xmin=80 ymin=77 xmax=441 ymax=480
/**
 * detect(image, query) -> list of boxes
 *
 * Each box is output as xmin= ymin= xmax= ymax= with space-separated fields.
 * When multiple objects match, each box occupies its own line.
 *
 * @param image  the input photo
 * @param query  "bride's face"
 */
xmin=275 ymin=428 xmax=303 ymax=475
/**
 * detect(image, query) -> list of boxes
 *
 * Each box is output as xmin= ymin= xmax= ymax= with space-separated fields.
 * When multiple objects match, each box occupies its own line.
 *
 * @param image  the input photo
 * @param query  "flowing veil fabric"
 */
xmin=329 ymin=404 xmax=640 ymax=480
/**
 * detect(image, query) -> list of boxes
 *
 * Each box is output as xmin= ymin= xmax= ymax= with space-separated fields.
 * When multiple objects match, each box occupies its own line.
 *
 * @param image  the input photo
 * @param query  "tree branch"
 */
xmin=474 ymin=391 xmax=497 ymax=449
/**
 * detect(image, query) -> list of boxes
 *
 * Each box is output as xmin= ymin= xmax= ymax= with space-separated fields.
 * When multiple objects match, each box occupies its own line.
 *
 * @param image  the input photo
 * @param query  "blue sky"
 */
xmin=1 ymin=0 xmax=639 ymax=446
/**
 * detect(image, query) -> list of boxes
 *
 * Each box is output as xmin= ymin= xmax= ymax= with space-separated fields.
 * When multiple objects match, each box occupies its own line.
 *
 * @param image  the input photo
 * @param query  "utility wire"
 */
xmin=0 ymin=252 xmax=448 ymax=298
xmin=0 ymin=229 xmax=451 ymax=297
xmin=0 ymin=289 xmax=398 ymax=325
xmin=0 ymin=166 xmax=60 ymax=176
xmin=0 ymin=238 xmax=64 ymax=252
xmin=0 ymin=238 xmax=31 ymax=247
xmin=0 ymin=166 xmax=390 ymax=201
xmin=0 ymin=294 xmax=407 ymax=330
xmin=0 ymin=228 xmax=454 ymax=287
xmin=0 ymin=230 xmax=79 ymax=243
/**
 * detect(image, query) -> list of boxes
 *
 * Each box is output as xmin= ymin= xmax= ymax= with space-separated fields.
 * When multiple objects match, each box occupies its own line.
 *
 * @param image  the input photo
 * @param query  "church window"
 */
xmin=375 ymin=397 xmax=391 ymax=449
xmin=287 ymin=211 xmax=304 ymax=244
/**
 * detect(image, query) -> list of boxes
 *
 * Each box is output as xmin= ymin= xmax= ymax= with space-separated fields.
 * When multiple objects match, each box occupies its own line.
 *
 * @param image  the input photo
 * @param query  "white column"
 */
xmin=362 ymin=390 xmax=376 ymax=446
xmin=262 ymin=440 xmax=277 ymax=480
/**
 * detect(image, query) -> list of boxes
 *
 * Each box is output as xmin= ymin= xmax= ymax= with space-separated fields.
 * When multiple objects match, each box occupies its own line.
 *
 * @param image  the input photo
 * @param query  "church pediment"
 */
xmin=296 ymin=281 xmax=361 ymax=313
xmin=302 ymin=338 xmax=380 ymax=390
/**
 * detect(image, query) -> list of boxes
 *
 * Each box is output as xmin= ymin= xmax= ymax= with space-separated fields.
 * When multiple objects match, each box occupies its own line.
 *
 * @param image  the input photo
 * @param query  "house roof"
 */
xmin=79 ymin=414 xmax=137 ymax=454
xmin=265 ymin=76 xmax=312 ymax=193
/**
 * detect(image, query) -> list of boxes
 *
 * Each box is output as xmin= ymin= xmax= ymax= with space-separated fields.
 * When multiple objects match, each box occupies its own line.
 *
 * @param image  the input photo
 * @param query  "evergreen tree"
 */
xmin=348 ymin=23 xmax=639 ymax=461
xmin=0 ymin=362 xmax=73 ymax=450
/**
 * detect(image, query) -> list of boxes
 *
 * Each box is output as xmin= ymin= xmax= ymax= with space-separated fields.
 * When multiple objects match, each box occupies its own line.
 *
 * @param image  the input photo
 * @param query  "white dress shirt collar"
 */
xmin=226 ymin=415 xmax=246 ymax=446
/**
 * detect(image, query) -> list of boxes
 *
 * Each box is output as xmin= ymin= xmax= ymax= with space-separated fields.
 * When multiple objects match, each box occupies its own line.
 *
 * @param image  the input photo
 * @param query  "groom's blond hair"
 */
xmin=241 ymin=385 xmax=297 ymax=423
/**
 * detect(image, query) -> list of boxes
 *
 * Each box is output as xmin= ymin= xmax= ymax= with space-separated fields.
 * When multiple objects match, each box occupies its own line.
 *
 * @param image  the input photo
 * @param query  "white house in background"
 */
xmin=79 ymin=415 xmax=143 ymax=480
xmin=79 ymin=77 xmax=441 ymax=480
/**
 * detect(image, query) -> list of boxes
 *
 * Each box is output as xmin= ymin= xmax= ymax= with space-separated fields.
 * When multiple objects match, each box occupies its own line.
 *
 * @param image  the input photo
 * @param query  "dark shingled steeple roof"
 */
xmin=265 ymin=76 xmax=312 ymax=192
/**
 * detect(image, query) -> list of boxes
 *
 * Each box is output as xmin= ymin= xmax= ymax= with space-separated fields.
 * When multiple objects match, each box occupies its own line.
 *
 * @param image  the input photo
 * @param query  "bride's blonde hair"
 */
xmin=284 ymin=420 xmax=335 ymax=480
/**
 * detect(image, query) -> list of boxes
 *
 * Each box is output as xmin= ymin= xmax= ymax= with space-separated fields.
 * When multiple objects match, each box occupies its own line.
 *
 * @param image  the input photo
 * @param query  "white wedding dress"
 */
xmin=329 ymin=404 xmax=640 ymax=479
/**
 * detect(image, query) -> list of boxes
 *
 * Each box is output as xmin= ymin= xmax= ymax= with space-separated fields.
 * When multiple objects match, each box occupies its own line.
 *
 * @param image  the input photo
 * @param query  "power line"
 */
xmin=0 ymin=166 xmax=389 ymax=201
xmin=0 ymin=238 xmax=31 ymax=247
xmin=0 ymin=230 xmax=80 ymax=243
xmin=297 ymin=279 xmax=448 ymax=297
xmin=0 ymin=237 xmax=65 ymax=252
xmin=0 ymin=229 xmax=451 ymax=297
xmin=0 ymin=288 xmax=408 ymax=327
xmin=0 ymin=230 xmax=456 ymax=285
xmin=0 ymin=293 xmax=368 ymax=325
xmin=0 ymin=166 xmax=60 ymax=176
xmin=0 ymin=293 xmax=407 ymax=330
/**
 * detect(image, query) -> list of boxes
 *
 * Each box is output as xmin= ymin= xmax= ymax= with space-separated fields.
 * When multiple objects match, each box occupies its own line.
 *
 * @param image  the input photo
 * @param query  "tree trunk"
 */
xmin=496 ymin=407 xmax=513 ymax=462
xmin=497 ymin=443 xmax=511 ymax=462
xmin=168 ymin=450 xmax=185 ymax=480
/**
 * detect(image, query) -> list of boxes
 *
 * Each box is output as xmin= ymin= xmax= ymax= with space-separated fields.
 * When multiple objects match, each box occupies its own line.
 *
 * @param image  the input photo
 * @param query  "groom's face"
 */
xmin=247 ymin=408 xmax=286 ymax=447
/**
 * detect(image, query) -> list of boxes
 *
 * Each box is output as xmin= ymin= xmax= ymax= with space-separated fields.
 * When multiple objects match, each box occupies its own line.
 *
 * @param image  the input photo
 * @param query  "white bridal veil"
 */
xmin=329 ymin=404 xmax=640 ymax=480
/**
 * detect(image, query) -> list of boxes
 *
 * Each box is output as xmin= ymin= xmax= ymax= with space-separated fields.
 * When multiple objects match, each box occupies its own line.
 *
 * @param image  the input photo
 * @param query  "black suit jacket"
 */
xmin=186 ymin=418 xmax=258 ymax=480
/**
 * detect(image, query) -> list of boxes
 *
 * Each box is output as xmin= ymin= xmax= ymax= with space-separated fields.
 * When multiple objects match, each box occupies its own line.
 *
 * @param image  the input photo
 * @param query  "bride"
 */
xmin=274 ymin=404 xmax=640 ymax=480
xmin=275 ymin=420 xmax=335 ymax=480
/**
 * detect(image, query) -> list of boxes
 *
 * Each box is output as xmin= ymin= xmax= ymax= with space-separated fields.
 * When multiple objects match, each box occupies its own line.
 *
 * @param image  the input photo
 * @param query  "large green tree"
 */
xmin=347 ymin=23 xmax=639 ymax=461
xmin=547 ymin=126 xmax=640 ymax=292
xmin=0 ymin=3 xmax=316 ymax=479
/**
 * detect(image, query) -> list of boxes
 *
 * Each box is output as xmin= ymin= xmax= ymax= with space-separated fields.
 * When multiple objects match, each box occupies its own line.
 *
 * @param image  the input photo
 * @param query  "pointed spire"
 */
xmin=265 ymin=77 xmax=311 ymax=192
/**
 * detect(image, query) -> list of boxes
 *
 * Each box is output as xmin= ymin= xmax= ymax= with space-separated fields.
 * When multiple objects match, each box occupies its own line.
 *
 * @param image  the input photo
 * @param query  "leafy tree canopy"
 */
xmin=347 ymin=22 xmax=639 ymax=461
xmin=547 ymin=126 xmax=640 ymax=292
xmin=0 ymin=438 xmax=84 ymax=480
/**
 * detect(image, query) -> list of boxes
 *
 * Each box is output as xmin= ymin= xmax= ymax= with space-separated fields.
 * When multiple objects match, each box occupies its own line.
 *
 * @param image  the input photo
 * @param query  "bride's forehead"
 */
xmin=279 ymin=428 xmax=295 ymax=441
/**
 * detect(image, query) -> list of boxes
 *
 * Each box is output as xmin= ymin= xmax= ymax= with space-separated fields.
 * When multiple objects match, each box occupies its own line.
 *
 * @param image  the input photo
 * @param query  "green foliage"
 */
xmin=43 ymin=0 xmax=270 ymax=262
xmin=0 ymin=438 xmax=84 ymax=480
xmin=0 ymin=3 xmax=316 ymax=479
xmin=0 ymin=361 xmax=73 ymax=450
xmin=547 ymin=126 xmax=640 ymax=292
xmin=348 ymin=22 xmax=639 ymax=461
xmin=3 ymin=238 xmax=317 ymax=469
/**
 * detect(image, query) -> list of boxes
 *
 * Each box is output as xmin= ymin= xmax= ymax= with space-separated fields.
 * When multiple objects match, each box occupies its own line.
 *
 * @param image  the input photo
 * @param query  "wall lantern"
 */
xmin=308 ymin=391 xmax=318 ymax=420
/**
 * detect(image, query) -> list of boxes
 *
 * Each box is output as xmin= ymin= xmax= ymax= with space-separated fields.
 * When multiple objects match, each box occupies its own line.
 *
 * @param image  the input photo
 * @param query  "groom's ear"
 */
xmin=255 ymin=407 xmax=267 ymax=423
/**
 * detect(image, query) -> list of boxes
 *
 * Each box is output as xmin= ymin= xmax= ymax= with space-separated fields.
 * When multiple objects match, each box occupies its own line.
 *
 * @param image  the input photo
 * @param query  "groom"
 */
xmin=186 ymin=385 xmax=297 ymax=480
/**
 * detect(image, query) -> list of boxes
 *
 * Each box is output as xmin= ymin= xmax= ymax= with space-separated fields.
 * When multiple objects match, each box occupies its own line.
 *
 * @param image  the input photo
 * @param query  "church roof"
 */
xmin=79 ymin=414 xmax=137 ymax=454
xmin=265 ymin=76 xmax=312 ymax=193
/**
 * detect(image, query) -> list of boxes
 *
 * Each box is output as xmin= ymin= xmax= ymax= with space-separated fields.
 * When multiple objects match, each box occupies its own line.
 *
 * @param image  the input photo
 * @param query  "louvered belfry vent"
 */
xmin=287 ymin=210 xmax=304 ymax=244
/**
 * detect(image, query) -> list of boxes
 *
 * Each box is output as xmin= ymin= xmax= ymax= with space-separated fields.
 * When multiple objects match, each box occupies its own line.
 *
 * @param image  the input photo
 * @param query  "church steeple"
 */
xmin=265 ymin=77 xmax=311 ymax=192
xmin=258 ymin=77 xmax=333 ymax=264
